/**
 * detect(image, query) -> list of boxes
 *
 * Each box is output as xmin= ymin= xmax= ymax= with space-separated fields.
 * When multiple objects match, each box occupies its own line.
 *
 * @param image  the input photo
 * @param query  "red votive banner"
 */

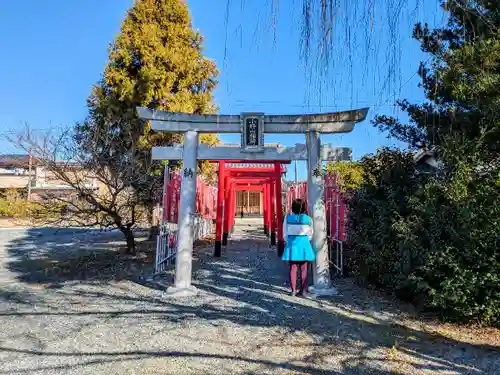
xmin=285 ymin=174 xmax=348 ymax=242
xmin=163 ymin=170 xmax=217 ymax=223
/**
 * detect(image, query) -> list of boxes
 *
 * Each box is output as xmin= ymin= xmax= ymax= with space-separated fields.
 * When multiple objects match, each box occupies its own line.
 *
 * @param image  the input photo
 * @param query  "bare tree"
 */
xmin=8 ymin=126 xmax=158 ymax=254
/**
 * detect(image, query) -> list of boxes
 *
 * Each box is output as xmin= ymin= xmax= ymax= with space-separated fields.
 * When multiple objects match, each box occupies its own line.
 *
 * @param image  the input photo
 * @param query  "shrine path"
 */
xmin=0 ymin=219 xmax=498 ymax=374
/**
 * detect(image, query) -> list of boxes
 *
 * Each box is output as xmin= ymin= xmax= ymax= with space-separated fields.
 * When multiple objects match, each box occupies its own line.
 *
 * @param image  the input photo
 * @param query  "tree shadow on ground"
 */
xmin=0 ymin=285 xmax=41 ymax=306
xmin=3 ymin=227 xmax=153 ymax=288
xmin=0 ymin=224 xmax=498 ymax=374
xmin=0 ymin=347 xmax=390 ymax=375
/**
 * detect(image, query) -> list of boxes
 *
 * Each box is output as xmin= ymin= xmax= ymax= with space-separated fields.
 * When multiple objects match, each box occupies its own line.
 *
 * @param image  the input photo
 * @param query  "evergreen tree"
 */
xmin=77 ymin=0 xmax=219 ymax=234
xmin=354 ymin=0 xmax=500 ymax=325
xmin=374 ymin=0 xmax=500 ymax=167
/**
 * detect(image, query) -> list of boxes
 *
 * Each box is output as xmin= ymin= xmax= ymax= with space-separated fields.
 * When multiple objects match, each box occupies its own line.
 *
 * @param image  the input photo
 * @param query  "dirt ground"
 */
xmin=0 ymin=220 xmax=498 ymax=374
xmin=0 ymin=217 xmax=32 ymax=228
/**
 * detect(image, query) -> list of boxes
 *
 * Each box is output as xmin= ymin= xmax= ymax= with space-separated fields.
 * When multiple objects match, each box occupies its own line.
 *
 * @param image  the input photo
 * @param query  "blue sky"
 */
xmin=0 ymin=0 xmax=445 ymax=180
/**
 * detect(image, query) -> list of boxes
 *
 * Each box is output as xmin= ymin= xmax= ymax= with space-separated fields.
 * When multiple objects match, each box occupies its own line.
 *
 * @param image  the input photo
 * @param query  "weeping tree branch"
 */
xmin=227 ymin=0 xmax=434 ymax=103
xmin=6 ymin=125 xmax=151 ymax=254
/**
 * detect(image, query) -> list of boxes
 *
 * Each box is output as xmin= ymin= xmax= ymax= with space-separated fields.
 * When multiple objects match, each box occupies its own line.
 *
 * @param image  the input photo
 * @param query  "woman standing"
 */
xmin=281 ymin=199 xmax=315 ymax=296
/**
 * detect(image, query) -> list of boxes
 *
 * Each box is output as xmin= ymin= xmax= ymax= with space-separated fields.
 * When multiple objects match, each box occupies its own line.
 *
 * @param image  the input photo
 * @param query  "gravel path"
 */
xmin=0 ymin=221 xmax=498 ymax=374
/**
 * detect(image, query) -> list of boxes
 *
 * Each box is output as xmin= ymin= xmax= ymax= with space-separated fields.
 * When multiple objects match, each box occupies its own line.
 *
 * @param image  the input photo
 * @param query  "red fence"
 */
xmin=163 ymin=170 xmax=217 ymax=223
xmin=285 ymin=173 xmax=349 ymax=242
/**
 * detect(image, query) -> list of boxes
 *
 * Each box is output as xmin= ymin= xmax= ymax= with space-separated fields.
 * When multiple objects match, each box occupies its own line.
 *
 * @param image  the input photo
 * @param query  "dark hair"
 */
xmin=291 ymin=199 xmax=306 ymax=214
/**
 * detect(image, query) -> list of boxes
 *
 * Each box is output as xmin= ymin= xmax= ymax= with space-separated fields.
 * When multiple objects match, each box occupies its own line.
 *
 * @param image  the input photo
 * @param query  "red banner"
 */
xmin=285 ymin=175 xmax=348 ymax=242
xmin=286 ymin=182 xmax=308 ymax=213
xmin=169 ymin=171 xmax=181 ymax=223
xmin=162 ymin=170 xmax=217 ymax=224
xmin=324 ymin=173 xmax=348 ymax=242
xmin=164 ymin=171 xmax=171 ymax=222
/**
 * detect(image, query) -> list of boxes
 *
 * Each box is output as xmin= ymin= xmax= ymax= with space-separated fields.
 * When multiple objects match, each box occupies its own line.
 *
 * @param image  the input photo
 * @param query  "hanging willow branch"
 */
xmin=227 ymin=0 xmax=431 ymax=103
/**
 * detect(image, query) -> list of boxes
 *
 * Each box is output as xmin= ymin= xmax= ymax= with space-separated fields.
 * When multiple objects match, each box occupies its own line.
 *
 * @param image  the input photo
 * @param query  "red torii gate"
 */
xmin=214 ymin=161 xmax=288 ymax=257
xmin=223 ymin=176 xmax=275 ymax=242
xmin=222 ymin=162 xmax=286 ymax=238
xmin=228 ymin=172 xmax=279 ymax=234
xmin=234 ymin=185 xmax=263 ymax=190
xmin=224 ymin=178 xmax=269 ymax=240
xmin=225 ymin=164 xmax=286 ymax=241
xmin=225 ymin=164 xmax=286 ymax=240
xmin=234 ymin=183 xmax=266 ymax=222
xmin=233 ymin=181 xmax=271 ymax=237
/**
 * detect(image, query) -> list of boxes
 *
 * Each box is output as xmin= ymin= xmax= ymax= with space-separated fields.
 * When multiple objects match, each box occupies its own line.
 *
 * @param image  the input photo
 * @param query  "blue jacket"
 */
xmin=281 ymin=214 xmax=316 ymax=261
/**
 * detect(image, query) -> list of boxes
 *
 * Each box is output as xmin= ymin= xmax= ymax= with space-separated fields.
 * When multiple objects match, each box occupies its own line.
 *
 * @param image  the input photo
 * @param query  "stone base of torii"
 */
xmin=137 ymin=107 xmax=369 ymax=298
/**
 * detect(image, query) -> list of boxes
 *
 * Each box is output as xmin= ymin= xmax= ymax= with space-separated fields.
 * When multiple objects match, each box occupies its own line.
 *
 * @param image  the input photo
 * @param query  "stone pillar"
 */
xmin=222 ymin=176 xmax=230 ymax=245
xmin=214 ymin=161 xmax=225 ymax=257
xmin=167 ymin=131 xmax=199 ymax=297
xmin=270 ymin=179 xmax=276 ymax=246
xmin=275 ymin=163 xmax=285 ymax=255
xmin=306 ymin=131 xmax=338 ymax=296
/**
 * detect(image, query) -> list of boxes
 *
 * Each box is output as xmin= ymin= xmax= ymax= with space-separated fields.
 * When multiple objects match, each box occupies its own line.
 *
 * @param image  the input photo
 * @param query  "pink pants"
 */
xmin=289 ymin=261 xmax=309 ymax=293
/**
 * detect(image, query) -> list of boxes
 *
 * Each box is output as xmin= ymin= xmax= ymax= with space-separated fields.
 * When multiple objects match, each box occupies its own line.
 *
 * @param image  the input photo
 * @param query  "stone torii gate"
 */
xmin=137 ymin=107 xmax=368 ymax=297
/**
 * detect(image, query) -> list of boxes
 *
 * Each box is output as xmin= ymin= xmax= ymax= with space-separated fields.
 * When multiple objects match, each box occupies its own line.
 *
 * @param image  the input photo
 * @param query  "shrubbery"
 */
xmin=339 ymin=2 xmax=500 ymax=327
xmin=345 ymin=149 xmax=500 ymax=326
xmin=0 ymin=199 xmax=43 ymax=218
xmin=0 ymin=190 xmax=63 ymax=220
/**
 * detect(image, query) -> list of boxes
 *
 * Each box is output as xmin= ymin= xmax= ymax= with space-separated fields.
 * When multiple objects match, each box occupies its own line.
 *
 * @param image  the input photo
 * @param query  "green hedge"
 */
xmin=0 ymin=198 xmax=61 ymax=219
xmin=347 ymin=148 xmax=500 ymax=326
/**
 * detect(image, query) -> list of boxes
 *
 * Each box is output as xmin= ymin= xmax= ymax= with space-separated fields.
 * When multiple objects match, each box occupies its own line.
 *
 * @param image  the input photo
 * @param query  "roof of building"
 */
xmin=0 ymin=155 xmax=83 ymax=169
xmin=413 ymin=148 xmax=437 ymax=163
xmin=0 ymin=154 xmax=32 ymax=167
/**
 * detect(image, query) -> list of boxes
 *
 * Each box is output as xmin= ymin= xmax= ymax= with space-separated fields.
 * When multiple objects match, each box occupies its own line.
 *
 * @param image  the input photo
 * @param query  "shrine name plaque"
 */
xmin=240 ymin=113 xmax=264 ymax=152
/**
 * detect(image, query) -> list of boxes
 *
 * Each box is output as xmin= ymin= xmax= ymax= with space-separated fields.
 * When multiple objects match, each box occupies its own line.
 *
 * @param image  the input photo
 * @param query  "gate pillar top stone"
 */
xmin=137 ymin=107 xmax=369 ymax=134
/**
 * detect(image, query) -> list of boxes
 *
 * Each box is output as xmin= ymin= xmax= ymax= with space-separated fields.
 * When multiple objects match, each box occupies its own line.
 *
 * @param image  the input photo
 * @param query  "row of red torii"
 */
xmin=162 ymin=162 xmax=289 ymax=253
xmin=161 ymin=162 xmax=350 ymax=254
xmin=138 ymin=106 xmax=368 ymax=297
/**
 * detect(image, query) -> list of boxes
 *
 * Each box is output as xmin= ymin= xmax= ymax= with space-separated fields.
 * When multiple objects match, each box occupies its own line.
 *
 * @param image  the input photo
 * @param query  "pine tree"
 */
xmin=76 ymin=0 xmax=219 ymax=239
xmin=373 ymin=0 xmax=500 ymax=167
xmin=362 ymin=1 xmax=500 ymax=324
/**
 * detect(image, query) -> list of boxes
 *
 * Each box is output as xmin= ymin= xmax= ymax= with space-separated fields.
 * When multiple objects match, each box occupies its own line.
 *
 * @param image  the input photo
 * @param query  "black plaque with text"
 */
xmin=240 ymin=112 xmax=264 ymax=152
xmin=245 ymin=117 xmax=259 ymax=147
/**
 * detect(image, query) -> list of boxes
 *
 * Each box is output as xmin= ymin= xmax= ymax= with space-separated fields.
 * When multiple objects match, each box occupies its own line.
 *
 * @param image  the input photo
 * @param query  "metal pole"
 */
xmin=162 ymin=164 xmax=170 ymax=223
xmin=27 ymin=149 xmax=32 ymax=201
